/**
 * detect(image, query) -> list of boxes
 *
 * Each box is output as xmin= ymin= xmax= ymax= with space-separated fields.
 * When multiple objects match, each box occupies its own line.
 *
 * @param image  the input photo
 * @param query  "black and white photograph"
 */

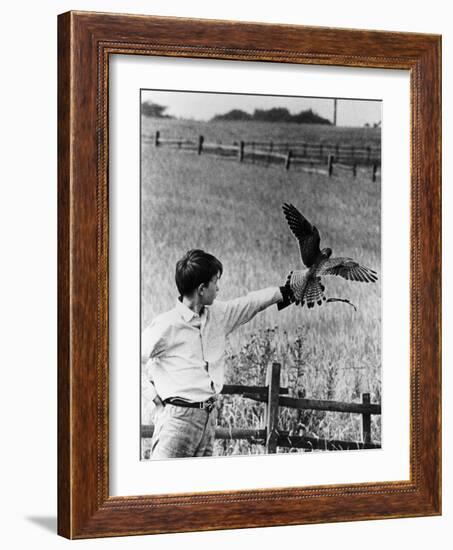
xmin=1 ymin=0 xmax=447 ymax=547
xmin=140 ymin=90 xmax=382 ymax=460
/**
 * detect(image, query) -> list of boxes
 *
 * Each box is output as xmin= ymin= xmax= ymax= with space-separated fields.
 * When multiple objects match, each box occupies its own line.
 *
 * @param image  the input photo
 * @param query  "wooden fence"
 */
xmin=141 ymin=362 xmax=381 ymax=453
xmin=144 ymin=131 xmax=381 ymax=181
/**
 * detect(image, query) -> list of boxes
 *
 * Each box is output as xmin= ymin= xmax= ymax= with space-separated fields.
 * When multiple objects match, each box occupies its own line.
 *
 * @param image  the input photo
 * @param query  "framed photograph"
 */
xmin=58 ymin=11 xmax=441 ymax=538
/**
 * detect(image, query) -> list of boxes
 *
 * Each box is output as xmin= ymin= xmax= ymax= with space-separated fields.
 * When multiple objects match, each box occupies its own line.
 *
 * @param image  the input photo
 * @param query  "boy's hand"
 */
xmin=153 ymin=394 xmax=165 ymax=410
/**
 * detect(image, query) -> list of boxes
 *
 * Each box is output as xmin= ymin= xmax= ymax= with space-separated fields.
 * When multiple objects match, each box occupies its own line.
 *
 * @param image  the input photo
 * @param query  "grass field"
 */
xmin=141 ymin=118 xmax=381 ymax=457
xmin=142 ymin=117 xmax=381 ymax=148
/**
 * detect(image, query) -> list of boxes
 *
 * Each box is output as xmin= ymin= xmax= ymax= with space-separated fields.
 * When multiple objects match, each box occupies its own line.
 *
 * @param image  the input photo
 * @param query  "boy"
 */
xmin=141 ymin=249 xmax=294 ymax=459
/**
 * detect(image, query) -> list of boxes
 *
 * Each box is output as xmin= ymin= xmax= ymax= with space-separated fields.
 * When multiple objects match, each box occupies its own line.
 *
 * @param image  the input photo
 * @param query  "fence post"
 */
xmin=328 ymin=154 xmax=334 ymax=177
xmin=265 ymin=362 xmax=281 ymax=454
xmin=361 ymin=393 xmax=371 ymax=445
xmin=267 ymin=141 xmax=273 ymax=165
xmin=238 ymin=140 xmax=244 ymax=162
xmin=285 ymin=150 xmax=293 ymax=170
xmin=155 ymin=130 xmax=160 ymax=147
xmin=197 ymin=135 xmax=204 ymax=155
xmin=372 ymin=163 xmax=378 ymax=182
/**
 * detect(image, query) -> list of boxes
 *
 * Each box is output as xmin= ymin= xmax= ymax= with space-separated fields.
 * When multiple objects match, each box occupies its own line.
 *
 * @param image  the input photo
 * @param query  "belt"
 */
xmin=164 ymin=396 xmax=217 ymax=413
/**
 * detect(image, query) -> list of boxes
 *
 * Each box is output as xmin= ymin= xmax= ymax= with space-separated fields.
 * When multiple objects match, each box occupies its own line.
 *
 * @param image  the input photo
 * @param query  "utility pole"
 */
xmin=333 ymin=98 xmax=338 ymax=126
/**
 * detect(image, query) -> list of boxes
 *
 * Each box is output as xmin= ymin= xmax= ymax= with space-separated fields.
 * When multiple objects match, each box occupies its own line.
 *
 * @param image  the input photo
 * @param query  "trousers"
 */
xmin=150 ymin=403 xmax=217 ymax=459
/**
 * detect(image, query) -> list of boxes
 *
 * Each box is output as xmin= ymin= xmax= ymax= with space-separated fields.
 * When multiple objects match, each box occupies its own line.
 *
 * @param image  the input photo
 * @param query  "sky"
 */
xmin=141 ymin=89 xmax=381 ymax=127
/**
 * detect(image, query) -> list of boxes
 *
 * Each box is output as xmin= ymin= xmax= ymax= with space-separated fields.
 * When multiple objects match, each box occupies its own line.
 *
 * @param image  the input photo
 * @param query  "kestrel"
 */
xmin=281 ymin=203 xmax=378 ymax=310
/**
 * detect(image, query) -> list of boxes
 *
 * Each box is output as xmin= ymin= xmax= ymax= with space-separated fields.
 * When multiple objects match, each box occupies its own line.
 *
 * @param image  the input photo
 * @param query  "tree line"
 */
xmin=212 ymin=107 xmax=331 ymax=124
xmin=141 ymin=101 xmax=331 ymax=125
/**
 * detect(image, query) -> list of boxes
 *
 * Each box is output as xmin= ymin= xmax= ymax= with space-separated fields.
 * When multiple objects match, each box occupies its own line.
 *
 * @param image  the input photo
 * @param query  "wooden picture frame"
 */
xmin=58 ymin=11 xmax=441 ymax=539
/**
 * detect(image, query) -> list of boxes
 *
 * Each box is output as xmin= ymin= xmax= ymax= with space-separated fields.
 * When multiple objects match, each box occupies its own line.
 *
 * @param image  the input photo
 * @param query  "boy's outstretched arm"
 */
xmin=219 ymin=282 xmax=294 ymax=335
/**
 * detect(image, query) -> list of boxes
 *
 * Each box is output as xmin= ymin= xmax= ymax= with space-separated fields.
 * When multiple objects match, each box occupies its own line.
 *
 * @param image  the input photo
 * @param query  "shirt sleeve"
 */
xmin=218 ymin=287 xmax=283 ymax=335
xmin=141 ymin=317 xmax=168 ymax=364
xmin=141 ymin=368 xmax=158 ymax=401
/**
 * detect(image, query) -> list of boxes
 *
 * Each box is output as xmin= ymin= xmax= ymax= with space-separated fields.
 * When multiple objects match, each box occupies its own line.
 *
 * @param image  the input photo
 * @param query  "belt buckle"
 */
xmin=202 ymin=397 xmax=215 ymax=413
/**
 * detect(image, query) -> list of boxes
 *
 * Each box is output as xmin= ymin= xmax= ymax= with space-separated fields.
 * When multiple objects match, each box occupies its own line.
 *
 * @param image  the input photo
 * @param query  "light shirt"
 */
xmin=141 ymin=287 xmax=282 ymax=402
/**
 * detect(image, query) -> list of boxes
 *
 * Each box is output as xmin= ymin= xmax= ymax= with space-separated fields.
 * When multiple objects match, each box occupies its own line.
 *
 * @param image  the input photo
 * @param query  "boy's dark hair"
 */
xmin=175 ymin=249 xmax=223 ymax=297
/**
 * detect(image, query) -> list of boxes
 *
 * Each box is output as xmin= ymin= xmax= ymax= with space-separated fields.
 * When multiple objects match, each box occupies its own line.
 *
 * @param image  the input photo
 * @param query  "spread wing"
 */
xmin=282 ymin=203 xmax=322 ymax=267
xmin=319 ymin=257 xmax=378 ymax=283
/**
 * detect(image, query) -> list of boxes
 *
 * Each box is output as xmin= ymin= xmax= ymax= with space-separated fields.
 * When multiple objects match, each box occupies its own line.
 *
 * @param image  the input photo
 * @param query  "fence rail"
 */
xmin=141 ymin=362 xmax=381 ymax=454
xmin=144 ymin=131 xmax=381 ymax=181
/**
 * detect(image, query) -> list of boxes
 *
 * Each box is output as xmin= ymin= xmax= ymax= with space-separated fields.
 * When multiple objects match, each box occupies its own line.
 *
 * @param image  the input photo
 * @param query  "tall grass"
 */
xmin=214 ymin=326 xmax=381 ymax=456
xmin=141 ymin=118 xmax=381 ymax=456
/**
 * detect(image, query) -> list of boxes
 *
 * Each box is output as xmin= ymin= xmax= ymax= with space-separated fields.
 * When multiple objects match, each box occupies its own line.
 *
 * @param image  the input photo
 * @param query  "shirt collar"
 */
xmin=175 ymin=297 xmax=205 ymax=322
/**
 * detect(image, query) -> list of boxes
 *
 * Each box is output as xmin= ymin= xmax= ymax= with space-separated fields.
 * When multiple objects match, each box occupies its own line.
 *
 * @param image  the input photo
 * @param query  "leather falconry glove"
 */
xmin=277 ymin=270 xmax=305 ymax=311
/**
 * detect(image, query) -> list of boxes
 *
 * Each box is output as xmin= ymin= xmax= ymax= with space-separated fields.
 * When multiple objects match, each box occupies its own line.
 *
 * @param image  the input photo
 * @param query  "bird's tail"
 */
xmin=279 ymin=271 xmax=327 ymax=309
xmin=278 ymin=270 xmax=308 ymax=310
xmin=302 ymin=276 xmax=326 ymax=308
xmin=278 ymin=271 xmax=332 ymax=310
xmin=278 ymin=271 xmax=358 ymax=312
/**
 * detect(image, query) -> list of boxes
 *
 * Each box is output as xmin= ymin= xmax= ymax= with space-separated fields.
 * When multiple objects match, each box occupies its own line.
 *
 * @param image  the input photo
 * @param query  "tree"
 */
xmin=291 ymin=108 xmax=331 ymax=124
xmin=141 ymin=101 xmax=173 ymax=118
xmin=212 ymin=109 xmax=252 ymax=121
xmin=252 ymin=107 xmax=293 ymax=122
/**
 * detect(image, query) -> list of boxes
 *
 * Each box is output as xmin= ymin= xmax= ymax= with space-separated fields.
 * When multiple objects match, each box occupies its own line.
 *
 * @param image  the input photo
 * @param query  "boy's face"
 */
xmin=200 ymin=273 xmax=220 ymax=306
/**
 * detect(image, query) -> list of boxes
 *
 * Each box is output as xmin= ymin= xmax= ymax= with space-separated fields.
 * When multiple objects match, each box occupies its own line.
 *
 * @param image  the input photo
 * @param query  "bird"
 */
xmin=280 ymin=202 xmax=378 ymax=310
